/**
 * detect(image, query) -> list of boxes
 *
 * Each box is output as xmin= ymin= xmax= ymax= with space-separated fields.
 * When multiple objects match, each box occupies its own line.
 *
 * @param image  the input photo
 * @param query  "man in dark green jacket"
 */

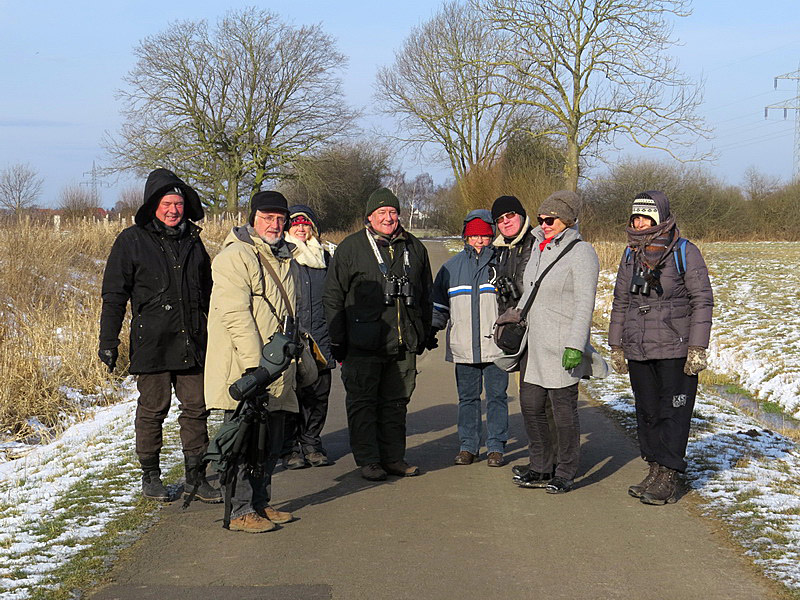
xmin=323 ymin=188 xmax=433 ymax=481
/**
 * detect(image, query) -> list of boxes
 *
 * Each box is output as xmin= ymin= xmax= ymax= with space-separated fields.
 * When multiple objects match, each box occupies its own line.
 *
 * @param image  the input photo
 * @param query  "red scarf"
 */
xmin=539 ymin=236 xmax=555 ymax=252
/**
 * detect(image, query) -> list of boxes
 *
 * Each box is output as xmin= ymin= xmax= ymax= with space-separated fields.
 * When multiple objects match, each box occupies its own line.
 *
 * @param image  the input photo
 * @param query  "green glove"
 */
xmin=562 ymin=347 xmax=583 ymax=370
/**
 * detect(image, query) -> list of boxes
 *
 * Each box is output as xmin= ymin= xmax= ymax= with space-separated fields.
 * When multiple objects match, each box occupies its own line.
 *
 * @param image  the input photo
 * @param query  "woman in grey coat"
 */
xmin=512 ymin=191 xmax=606 ymax=494
xmin=608 ymin=191 xmax=713 ymax=505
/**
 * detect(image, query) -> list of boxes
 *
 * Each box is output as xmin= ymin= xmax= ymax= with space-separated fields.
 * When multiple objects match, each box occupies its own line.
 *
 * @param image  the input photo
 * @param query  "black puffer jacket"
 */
xmin=99 ymin=169 xmax=211 ymax=373
xmin=323 ymin=228 xmax=432 ymax=356
xmin=493 ymin=218 xmax=536 ymax=313
xmin=608 ymin=192 xmax=713 ymax=361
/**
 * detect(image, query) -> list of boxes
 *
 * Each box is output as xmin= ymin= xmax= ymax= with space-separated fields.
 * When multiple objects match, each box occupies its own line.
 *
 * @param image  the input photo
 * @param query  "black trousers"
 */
xmin=340 ymin=351 xmax=417 ymax=466
xmin=628 ymin=358 xmax=697 ymax=473
xmin=519 ymin=381 xmax=581 ymax=480
xmin=135 ymin=366 xmax=209 ymax=460
xmin=282 ymin=370 xmax=332 ymax=456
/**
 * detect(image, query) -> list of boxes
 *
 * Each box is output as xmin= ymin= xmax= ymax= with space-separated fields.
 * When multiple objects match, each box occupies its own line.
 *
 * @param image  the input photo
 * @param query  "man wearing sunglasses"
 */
xmin=491 ymin=195 xmax=536 ymax=315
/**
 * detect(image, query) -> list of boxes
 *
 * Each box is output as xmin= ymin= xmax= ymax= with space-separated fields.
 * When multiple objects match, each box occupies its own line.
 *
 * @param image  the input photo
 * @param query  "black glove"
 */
xmin=98 ymin=348 xmax=118 ymax=373
xmin=330 ymin=344 xmax=347 ymax=363
xmin=424 ymin=329 xmax=440 ymax=351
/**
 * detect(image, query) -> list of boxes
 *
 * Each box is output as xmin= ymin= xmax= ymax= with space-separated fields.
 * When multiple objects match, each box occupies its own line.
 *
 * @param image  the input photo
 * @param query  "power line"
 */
xmin=765 ymin=62 xmax=800 ymax=180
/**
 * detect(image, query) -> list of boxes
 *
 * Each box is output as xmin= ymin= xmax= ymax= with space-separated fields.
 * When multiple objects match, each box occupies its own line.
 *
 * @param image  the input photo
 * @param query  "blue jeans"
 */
xmin=455 ymin=363 xmax=509 ymax=454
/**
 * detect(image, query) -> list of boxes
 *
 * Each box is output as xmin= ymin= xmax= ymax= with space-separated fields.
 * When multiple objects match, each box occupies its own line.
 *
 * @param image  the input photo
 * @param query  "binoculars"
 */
xmin=630 ymin=267 xmax=652 ymax=295
xmin=384 ymin=276 xmax=414 ymax=307
xmin=495 ymin=275 xmax=521 ymax=302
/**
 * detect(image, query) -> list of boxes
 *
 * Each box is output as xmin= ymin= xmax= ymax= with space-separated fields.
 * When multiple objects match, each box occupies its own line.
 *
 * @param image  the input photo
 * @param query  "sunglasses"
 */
xmin=537 ymin=216 xmax=558 ymax=226
xmin=496 ymin=211 xmax=517 ymax=223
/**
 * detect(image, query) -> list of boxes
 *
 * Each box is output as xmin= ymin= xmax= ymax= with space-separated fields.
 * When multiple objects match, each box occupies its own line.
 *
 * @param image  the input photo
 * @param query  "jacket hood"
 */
xmin=461 ymin=208 xmax=494 ymax=237
xmin=223 ymin=225 xmax=294 ymax=260
xmin=135 ymin=168 xmax=204 ymax=227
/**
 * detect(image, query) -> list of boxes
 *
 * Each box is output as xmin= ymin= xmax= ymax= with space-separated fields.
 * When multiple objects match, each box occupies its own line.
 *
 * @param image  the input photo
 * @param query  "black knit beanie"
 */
xmin=249 ymin=191 xmax=289 ymax=226
xmin=365 ymin=187 xmax=401 ymax=218
xmin=491 ymin=195 xmax=526 ymax=222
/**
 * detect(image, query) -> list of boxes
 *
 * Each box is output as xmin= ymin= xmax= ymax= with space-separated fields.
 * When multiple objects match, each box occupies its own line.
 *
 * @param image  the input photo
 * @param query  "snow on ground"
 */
xmin=1 ymin=241 xmax=799 ymax=596
xmin=588 ymin=359 xmax=800 ymax=590
xmin=0 ymin=378 xmax=186 ymax=599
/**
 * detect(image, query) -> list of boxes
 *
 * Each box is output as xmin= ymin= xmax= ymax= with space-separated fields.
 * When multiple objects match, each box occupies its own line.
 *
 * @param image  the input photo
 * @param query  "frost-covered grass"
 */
xmin=0 ymin=378 xmax=190 ymax=600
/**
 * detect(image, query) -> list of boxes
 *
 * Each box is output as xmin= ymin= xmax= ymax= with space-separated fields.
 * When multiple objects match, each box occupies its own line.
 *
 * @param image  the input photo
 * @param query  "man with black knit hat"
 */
xmin=204 ymin=190 xmax=299 ymax=532
xmin=99 ymin=168 xmax=220 ymax=504
xmin=323 ymin=187 xmax=433 ymax=481
xmin=491 ymin=195 xmax=535 ymax=314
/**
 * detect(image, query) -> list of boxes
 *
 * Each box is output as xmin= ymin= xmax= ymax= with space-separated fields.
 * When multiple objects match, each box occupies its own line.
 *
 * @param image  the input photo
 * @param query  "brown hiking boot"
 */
xmin=361 ymin=463 xmax=387 ymax=481
xmin=640 ymin=466 xmax=679 ymax=505
xmin=454 ymin=451 xmax=476 ymax=465
xmin=382 ymin=460 xmax=420 ymax=477
xmin=262 ymin=505 xmax=293 ymax=524
xmin=228 ymin=512 xmax=276 ymax=533
xmin=628 ymin=461 xmax=659 ymax=498
xmin=487 ymin=452 xmax=504 ymax=467
xmin=305 ymin=451 xmax=329 ymax=467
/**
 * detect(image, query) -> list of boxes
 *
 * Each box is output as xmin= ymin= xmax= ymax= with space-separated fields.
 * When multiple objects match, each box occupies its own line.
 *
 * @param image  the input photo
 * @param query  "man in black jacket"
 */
xmin=98 ymin=168 xmax=219 ymax=503
xmin=491 ymin=195 xmax=535 ymax=314
xmin=323 ymin=188 xmax=433 ymax=481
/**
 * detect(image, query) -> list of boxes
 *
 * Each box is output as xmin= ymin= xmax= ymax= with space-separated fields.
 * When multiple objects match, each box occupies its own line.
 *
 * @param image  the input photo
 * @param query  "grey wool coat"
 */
xmin=518 ymin=226 xmax=608 ymax=389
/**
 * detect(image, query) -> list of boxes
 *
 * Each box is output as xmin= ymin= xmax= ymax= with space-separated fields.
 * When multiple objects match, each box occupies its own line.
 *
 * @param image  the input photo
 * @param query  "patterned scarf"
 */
xmin=366 ymin=224 xmax=406 ymax=247
xmin=626 ymin=215 xmax=680 ymax=270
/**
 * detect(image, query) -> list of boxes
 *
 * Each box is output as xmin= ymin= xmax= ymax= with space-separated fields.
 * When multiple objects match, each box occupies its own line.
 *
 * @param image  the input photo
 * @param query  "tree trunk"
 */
xmin=565 ymin=137 xmax=580 ymax=192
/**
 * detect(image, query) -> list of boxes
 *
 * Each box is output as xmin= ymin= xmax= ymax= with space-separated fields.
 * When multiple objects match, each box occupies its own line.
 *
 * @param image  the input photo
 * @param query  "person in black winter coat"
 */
xmin=98 ymin=168 xmax=219 ymax=504
xmin=281 ymin=205 xmax=335 ymax=469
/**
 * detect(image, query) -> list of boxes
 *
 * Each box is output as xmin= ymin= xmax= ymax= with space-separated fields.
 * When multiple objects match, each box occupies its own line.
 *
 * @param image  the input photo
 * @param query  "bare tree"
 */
xmin=375 ymin=1 xmax=534 ymax=201
xmin=58 ymin=184 xmax=100 ymax=220
xmin=106 ymin=8 xmax=358 ymax=213
xmin=477 ymin=0 xmax=710 ymax=191
xmin=0 ymin=163 xmax=43 ymax=215
xmin=742 ymin=166 xmax=781 ymax=202
xmin=280 ymin=142 xmax=392 ymax=232
xmin=385 ymin=172 xmax=436 ymax=230
xmin=112 ymin=186 xmax=141 ymax=218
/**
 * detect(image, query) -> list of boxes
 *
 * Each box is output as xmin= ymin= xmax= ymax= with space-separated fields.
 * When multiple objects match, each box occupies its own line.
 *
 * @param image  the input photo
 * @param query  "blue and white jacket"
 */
xmin=432 ymin=209 xmax=503 ymax=364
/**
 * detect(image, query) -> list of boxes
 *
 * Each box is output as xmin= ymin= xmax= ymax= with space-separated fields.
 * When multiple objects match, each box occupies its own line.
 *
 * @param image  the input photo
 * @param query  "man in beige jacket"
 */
xmin=205 ymin=191 xmax=299 ymax=533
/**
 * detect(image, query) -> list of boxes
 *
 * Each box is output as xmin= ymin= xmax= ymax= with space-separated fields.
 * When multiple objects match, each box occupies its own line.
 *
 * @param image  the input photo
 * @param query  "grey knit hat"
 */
xmin=537 ymin=190 xmax=581 ymax=227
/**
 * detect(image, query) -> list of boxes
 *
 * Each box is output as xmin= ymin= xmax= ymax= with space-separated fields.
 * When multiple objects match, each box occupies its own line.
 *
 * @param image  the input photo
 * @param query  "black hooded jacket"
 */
xmin=99 ymin=169 xmax=212 ymax=374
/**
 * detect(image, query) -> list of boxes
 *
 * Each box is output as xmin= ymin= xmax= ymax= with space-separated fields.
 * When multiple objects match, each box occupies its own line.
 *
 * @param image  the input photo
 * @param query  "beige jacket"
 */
xmin=204 ymin=226 xmax=298 ymax=412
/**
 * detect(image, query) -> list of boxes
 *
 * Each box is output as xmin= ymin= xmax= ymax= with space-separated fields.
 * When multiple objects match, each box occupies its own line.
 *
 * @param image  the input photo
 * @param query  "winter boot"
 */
xmin=628 ymin=461 xmax=660 ymax=498
xmin=184 ymin=454 xmax=222 ymax=504
xmin=640 ymin=465 xmax=679 ymax=505
xmin=140 ymin=456 xmax=170 ymax=502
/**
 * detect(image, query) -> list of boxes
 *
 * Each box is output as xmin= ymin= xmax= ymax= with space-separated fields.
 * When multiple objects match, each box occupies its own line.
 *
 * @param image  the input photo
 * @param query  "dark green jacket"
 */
xmin=323 ymin=228 xmax=432 ymax=356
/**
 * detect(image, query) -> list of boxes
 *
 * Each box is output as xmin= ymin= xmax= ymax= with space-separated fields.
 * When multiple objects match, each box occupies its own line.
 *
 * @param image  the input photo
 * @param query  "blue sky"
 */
xmin=1 ymin=0 xmax=799 ymax=208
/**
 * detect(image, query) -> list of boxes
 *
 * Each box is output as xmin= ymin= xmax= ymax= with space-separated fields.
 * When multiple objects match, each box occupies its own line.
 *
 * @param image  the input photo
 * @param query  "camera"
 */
xmin=228 ymin=317 xmax=299 ymax=403
xmin=495 ymin=275 xmax=521 ymax=302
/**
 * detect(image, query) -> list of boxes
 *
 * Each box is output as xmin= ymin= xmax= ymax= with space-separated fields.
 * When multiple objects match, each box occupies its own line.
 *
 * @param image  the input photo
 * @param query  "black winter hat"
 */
xmin=136 ymin=168 xmax=204 ymax=226
xmin=249 ymin=191 xmax=289 ymax=226
xmin=365 ymin=187 xmax=400 ymax=218
xmin=491 ymin=195 xmax=526 ymax=222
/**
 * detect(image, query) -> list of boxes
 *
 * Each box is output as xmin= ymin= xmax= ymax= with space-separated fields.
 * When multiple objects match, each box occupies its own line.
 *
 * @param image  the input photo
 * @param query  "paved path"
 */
xmin=91 ymin=241 xmax=779 ymax=600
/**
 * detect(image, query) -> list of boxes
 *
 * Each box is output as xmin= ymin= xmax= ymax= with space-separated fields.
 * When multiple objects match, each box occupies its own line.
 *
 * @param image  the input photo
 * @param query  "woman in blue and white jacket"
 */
xmin=432 ymin=209 xmax=509 ymax=467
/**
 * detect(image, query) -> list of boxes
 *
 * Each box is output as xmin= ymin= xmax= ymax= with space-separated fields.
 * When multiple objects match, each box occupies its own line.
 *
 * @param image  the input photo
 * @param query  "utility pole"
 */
xmin=80 ymin=161 xmax=109 ymax=204
xmin=765 ymin=62 xmax=800 ymax=181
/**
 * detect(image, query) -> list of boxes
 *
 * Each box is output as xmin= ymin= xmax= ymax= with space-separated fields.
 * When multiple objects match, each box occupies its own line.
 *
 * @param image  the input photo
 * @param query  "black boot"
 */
xmin=640 ymin=465 xmax=679 ymax=505
xmin=184 ymin=455 xmax=222 ymax=504
xmin=140 ymin=455 xmax=170 ymax=501
xmin=628 ymin=461 xmax=659 ymax=498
